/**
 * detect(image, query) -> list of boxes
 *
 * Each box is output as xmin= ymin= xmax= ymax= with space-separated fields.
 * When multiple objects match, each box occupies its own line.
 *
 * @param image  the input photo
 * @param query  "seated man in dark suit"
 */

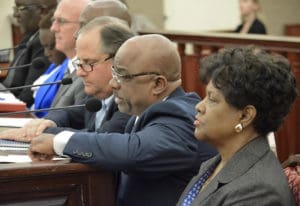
xmin=0 ymin=17 xmax=133 ymax=139
xmin=29 ymin=33 xmax=218 ymax=206
xmin=1 ymin=0 xmax=57 ymax=107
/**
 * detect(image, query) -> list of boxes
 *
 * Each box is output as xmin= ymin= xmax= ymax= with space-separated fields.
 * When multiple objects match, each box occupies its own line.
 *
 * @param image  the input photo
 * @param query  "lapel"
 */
xmin=128 ymin=87 xmax=186 ymax=133
xmin=124 ymin=116 xmax=137 ymax=133
xmin=196 ymin=137 xmax=270 ymax=203
xmin=52 ymin=68 xmax=75 ymax=105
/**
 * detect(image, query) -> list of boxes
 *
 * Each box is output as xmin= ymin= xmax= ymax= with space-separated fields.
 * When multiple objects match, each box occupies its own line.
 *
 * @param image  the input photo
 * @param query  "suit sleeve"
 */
xmin=63 ymin=101 xmax=217 ymax=174
xmin=17 ymin=41 xmax=50 ymax=107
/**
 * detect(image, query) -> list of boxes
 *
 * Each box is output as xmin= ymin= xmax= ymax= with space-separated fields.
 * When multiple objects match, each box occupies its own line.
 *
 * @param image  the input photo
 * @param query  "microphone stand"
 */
xmin=0 ymin=80 xmax=67 ymax=92
xmin=0 ymin=104 xmax=85 ymax=117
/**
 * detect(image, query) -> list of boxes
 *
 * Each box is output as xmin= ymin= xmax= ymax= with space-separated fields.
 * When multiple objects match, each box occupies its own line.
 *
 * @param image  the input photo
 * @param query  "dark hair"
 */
xmin=200 ymin=46 xmax=298 ymax=136
xmin=78 ymin=16 xmax=134 ymax=57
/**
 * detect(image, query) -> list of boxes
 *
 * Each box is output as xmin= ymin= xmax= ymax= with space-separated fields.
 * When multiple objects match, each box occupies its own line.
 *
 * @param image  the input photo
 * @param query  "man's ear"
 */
xmin=240 ymin=105 xmax=257 ymax=128
xmin=152 ymin=75 xmax=167 ymax=96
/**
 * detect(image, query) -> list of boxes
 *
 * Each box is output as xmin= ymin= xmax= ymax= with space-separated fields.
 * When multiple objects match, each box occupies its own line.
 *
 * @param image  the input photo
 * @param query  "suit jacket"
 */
xmin=63 ymin=87 xmax=218 ymax=206
xmin=177 ymin=137 xmax=295 ymax=206
xmin=45 ymin=96 xmax=131 ymax=134
xmin=2 ymin=31 xmax=50 ymax=107
xmin=50 ymin=68 xmax=86 ymax=107
xmin=235 ymin=18 xmax=267 ymax=34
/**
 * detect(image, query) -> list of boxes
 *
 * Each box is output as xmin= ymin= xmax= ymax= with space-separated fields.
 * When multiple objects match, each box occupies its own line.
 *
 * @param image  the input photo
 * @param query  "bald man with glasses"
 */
xmin=29 ymin=34 xmax=217 ymax=206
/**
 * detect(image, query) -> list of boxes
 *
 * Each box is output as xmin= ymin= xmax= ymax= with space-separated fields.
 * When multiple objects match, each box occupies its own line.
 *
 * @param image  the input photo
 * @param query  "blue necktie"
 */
xmin=95 ymin=100 xmax=107 ymax=129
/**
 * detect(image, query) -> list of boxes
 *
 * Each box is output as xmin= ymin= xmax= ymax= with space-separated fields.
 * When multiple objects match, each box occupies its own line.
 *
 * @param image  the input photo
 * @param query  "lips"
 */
xmin=113 ymin=93 xmax=122 ymax=104
xmin=194 ymin=115 xmax=203 ymax=126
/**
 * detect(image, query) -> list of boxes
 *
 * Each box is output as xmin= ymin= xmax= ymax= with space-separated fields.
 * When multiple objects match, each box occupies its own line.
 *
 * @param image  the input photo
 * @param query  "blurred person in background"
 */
xmin=1 ymin=0 xmax=57 ymax=107
xmin=235 ymin=0 xmax=267 ymax=34
xmin=31 ymin=9 xmax=68 ymax=117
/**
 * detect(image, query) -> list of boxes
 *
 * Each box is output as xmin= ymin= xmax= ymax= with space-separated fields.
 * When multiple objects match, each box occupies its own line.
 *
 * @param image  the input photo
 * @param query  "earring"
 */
xmin=234 ymin=123 xmax=243 ymax=133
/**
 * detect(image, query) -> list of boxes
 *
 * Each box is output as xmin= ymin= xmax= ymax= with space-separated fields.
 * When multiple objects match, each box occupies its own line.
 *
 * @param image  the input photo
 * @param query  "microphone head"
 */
xmin=85 ymin=98 xmax=102 ymax=112
xmin=32 ymin=57 xmax=47 ymax=69
xmin=61 ymin=78 xmax=73 ymax=85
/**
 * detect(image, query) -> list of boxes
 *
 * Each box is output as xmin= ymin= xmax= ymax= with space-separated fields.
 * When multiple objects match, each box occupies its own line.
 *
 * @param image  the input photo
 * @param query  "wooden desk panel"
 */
xmin=0 ymin=161 xmax=116 ymax=206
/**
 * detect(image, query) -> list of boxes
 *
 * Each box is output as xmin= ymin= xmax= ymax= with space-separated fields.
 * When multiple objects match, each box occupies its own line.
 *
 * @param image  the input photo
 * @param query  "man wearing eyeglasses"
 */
xmin=0 ymin=0 xmax=134 ymax=140
xmin=29 ymin=34 xmax=218 ymax=206
xmin=47 ymin=0 xmax=89 ymax=108
xmin=1 ymin=0 xmax=57 ymax=107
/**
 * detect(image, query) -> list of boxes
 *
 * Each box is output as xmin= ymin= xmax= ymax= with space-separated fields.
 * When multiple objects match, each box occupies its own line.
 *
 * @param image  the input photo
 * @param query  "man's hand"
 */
xmin=23 ymin=119 xmax=57 ymax=137
xmin=0 ymin=119 xmax=57 ymax=142
xmin=29 ymin=133 xmax=56 ymax=162
xmin=0 ymin=128 xmax=32 ymax=142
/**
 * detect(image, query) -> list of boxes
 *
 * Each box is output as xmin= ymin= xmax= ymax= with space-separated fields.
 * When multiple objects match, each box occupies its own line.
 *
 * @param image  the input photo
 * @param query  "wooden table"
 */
xmin=0 ymin=160 xmax=116 ymax=206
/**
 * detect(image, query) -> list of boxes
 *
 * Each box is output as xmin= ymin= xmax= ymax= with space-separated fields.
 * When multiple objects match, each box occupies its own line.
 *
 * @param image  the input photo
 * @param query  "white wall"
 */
xmin=164 ymin=0 xmax=240 ymax=32
xmin=0 ymin=0 xmax=14 ymax=50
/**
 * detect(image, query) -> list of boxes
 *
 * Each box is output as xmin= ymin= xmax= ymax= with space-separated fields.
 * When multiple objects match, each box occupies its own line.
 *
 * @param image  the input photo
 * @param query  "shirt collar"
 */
xmin=67 ymin=56 xmax=77 ymax=74
xmin=101 ymin=95 xmax=114 ymax=110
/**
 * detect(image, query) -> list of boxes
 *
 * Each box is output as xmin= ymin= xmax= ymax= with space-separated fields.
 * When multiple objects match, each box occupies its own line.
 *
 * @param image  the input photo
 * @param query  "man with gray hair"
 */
xmin=0 ymin=17 xmax=133 ymax=139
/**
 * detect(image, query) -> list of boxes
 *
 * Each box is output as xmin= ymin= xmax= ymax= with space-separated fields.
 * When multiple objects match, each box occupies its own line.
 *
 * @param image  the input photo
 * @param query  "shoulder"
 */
xmin=250 ymin=19 xmax=267 ymax=34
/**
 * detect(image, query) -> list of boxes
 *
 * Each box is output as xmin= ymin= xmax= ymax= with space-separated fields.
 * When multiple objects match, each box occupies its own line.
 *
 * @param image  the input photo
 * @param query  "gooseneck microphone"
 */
xmin=0 ymin=98 xmax=102 ymax=116
xmin=0 ymin=78 xmax=73 ymax=92
xmin=0 ymin=57 xmax=47 ymax=71
xmin=0 ymin=44 xmax=26 ymax=52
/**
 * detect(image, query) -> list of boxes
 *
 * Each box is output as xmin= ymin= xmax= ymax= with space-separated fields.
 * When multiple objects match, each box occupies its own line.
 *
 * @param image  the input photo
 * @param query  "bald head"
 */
xmin=79 ymin=0 xmax=131 ymax=28
xmin=38 ymin=0 xmax=57 ymax=10
xmin=115 ymin=34 xmax=181 ymax=82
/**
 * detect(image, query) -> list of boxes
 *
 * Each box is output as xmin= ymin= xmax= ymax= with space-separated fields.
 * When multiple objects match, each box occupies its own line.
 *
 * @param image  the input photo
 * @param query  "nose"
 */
xmin=50 ymin=21 xmax=59 ymax=33
xmin=76 ymin=67 xmax=87 ymax=77
xmin=109 ymin=77 xmax=120 ymax=90
xmin=44 ymin=48 xmax=51 ymax=58
xmin=13 ymin=8 xmax=20 ymax=19
xmin=195 ymin=97 xmax=206 ymax=114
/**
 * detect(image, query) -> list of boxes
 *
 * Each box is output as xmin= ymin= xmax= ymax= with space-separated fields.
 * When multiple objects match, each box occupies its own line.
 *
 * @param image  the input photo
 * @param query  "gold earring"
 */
xmin=235 ymin=123 xmax=243 ymax=133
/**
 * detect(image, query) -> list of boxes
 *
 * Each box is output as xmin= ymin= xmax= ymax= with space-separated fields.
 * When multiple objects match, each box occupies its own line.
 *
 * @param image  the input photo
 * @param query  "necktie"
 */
xmin=95 ymin=100 xmax=106 ymax=129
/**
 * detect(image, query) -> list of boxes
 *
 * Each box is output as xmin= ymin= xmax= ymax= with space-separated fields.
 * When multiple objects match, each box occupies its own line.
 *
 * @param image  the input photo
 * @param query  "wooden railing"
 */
xmin=141 ymin=30 xmax=300 ymax=163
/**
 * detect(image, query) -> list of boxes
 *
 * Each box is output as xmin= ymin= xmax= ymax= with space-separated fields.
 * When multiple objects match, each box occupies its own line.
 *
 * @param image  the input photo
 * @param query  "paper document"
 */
xmin=0 ymin=154 xmax=70 ymax=163
xmin=0 ymin=92 xmax=24 ymax=103
xmin=0 ymin=117 xmax=33 ymax=127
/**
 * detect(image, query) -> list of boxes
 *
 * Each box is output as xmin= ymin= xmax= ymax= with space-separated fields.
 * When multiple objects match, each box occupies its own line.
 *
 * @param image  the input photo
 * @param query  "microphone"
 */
xmin=0 ymin=78 xmax=73 ymax=92
xmin=0 ymin=57 xmax=47 ymax=71
xmin=0 ymin=44 xmax=26 ymax=52
xmin=0 ymin=98 xmax=102 ymax=116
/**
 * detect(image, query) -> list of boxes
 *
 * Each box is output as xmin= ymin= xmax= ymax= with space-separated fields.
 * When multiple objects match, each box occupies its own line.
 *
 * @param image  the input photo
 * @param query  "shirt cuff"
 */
xmin=53 ymin=131 xmax=74 ymax=156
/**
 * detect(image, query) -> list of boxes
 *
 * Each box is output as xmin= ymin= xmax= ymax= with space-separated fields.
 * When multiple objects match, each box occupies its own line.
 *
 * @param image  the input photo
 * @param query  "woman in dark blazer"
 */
xmin=235 ymin=0 xmax=267 ymax=34
xmin=177 ymin=47 xmax=297 ymax=206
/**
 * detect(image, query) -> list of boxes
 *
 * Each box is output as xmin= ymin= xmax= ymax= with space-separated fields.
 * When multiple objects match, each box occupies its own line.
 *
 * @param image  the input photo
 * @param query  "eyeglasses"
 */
xmin=51 ymin=17 xmax=79 ymax=26
xmin=13 ymin=4 xmax=42 ymax=12
xmin=73 ymin=56 xmax=112 ymax=72
xmin=111 ymin=66 xmax=160 ymax=84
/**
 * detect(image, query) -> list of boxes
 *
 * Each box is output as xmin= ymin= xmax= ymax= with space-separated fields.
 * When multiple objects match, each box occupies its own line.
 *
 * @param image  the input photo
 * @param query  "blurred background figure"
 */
xmin=31 ymin=9 xmax=68 ymax=118
xmin=1 ymin=0 xmax=57 ymax=107
xmin=48 ymin=0 xmax=89 ymax=108
xmin=118 ymin=0 xmax=157 ymax=32
xmin=235 ymin=0 xmax=267 ymax=34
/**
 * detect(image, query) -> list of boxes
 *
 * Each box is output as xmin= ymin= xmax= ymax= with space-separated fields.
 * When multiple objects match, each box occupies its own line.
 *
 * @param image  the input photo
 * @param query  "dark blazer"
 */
xmin=2 ymin=31 xmax=50 ymax=107
xmin=235 ymin=18 xmax=267 ymax=34
xmin=177 ymin=137 xmax=295 ymax=206
xmin=62 ymin=87 xmax=218 ymax=206
xmin=45 ymin=96 xmax=130 ymax=134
